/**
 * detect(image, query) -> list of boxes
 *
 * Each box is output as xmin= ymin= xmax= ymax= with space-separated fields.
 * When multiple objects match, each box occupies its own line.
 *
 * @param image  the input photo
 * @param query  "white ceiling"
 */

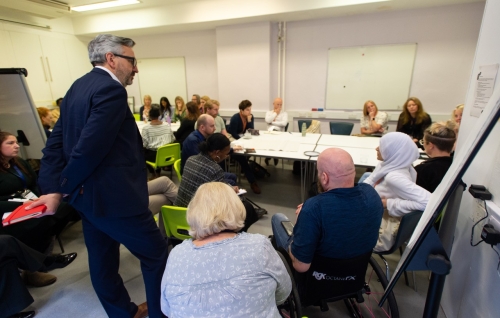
xmin=0 ymin=0 xmax=485 ymax=36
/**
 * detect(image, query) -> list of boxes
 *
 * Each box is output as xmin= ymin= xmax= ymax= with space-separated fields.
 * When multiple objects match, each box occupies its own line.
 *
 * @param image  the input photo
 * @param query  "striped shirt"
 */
xmin=142 ymin=123 xmax=173 ymax=150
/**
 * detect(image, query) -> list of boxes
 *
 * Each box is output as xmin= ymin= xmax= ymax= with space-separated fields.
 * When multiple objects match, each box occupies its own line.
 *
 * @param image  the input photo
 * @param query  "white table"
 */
xmin=231 ymin=132 xmax=320 ymax=200
xmin=317 ymin=134 xmax=381 ymax=149
xmin=312 ymin=145 xmax=380 ymax=167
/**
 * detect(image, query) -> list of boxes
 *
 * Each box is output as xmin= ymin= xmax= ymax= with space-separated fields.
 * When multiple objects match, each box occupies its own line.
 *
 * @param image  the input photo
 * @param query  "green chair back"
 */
xmin=146 ymin=143 xmax=180 ymax=170
xmin=133 ymin=113 xmax=140 ymax=121
xmin=298 ymin=120 xmax=312 ymax=132
xmin=173 ymin=159 xmax=182 ymax=181
xmin=329 ymin=122 xmax=354 ymax=135
xmin=161 ymin=205 xmax=191 ymax=240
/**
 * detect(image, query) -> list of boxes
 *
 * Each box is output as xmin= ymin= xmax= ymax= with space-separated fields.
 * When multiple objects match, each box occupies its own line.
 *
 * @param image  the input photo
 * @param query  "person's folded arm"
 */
xmin=274 ymin=112 xmax=288 ymax=128
xmin=385 ymin=172 xmax=431 ymax=217
xmin=264 ymin=111 xmax=277 ymax=124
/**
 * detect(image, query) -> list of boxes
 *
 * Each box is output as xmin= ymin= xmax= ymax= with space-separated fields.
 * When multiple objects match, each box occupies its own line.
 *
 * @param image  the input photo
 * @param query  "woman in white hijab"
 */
xmin=364 ymin=132 xmax=431 ymax=252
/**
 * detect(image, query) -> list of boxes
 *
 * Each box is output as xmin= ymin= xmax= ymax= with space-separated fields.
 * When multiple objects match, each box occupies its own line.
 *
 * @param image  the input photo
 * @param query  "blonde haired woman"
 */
xmin=173 ymin=96 xmax=187 ymax=123
xmin=200 ymin=95 xmax=210 ymax=113
xmin=139 ymin=95 xmax=152 ymax=122
xmin=360 ymin=100 xmax=388 ymax=135
xmin=161 ymin=182 xmax=291 ymax=318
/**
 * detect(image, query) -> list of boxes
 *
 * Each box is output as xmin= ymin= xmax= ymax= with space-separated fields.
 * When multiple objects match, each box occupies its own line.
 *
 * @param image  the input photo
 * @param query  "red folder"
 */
xmin=2 ymin=202 xmax=47 ymax=226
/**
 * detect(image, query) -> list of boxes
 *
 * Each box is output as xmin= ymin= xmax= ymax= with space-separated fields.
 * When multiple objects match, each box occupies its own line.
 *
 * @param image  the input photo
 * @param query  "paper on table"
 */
xmin=238 ymin=189 xmax=247 ymax=196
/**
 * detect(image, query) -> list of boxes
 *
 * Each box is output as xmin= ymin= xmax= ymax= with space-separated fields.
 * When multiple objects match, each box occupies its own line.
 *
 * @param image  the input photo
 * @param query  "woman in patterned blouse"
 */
xmin=161 ymin=182 xmax=292 ymax=318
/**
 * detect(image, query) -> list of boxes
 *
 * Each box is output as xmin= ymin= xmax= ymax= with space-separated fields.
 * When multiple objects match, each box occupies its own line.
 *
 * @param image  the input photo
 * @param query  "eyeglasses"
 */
xmin=113 ymin=53 xmax=137 ymax=67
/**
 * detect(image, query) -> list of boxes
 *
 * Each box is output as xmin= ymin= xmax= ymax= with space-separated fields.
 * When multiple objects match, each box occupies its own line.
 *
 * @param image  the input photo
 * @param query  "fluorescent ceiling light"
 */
xmin=72 ymin=0 xmax=140 ymax=12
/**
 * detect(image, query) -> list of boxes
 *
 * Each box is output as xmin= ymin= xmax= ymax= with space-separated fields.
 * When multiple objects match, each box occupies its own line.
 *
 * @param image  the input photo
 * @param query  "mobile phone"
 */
xmin=281 ymin=221 xmax=294 ymax=236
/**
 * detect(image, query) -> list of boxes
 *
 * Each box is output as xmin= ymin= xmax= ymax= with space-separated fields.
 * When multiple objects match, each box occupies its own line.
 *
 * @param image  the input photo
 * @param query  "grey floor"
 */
xmin=25 ymin=161 xmax=446 ymax=318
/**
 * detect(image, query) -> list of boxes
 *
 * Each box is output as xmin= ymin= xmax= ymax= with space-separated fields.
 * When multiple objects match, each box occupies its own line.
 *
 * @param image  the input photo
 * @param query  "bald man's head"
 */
xmin=317 ymin=148 xmax=356 ymax=192
xmin=273 ymin=98 xmax=283 ymax=112
xmin=197 ymin=114 xmax=216 ymax=137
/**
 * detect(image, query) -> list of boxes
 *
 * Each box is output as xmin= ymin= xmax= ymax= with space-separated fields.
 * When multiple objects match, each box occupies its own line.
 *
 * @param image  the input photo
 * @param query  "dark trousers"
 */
xmin=232 ymin=156 xmax=256 ymax=184
xmin=241 ymin=200 xmax=259 ymax=232
xmin=79 ymin=209 xmax=168 ymax=318
xmin=0 ymin=235 xmax=46 ymax=317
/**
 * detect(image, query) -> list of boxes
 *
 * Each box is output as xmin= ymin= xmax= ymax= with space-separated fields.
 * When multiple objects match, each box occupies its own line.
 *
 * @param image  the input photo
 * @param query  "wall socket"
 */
xmin=471 ymin=198 xmax=487 ymax=223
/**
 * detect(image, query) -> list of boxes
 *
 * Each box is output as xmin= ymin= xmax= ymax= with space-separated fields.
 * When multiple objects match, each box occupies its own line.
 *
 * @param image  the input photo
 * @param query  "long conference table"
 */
xmin=230 ymin=132 xmax=382 ymax=200
xmin=231 ymin=131 xmax=423 ymax=200
xmin=135 ymin=122 xmax=422 ymax=200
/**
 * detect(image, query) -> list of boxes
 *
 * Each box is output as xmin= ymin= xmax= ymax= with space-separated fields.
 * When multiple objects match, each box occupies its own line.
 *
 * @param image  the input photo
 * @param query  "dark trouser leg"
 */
xmin=233 ymin=156 xmax=256 ymax=184
xmin=0 ymin=235 xmax=47 ymax=317
xmin=241 ymin=200 xmax=259 ymax=232
xmin=80 ymin=210 xmax=168 ymax=318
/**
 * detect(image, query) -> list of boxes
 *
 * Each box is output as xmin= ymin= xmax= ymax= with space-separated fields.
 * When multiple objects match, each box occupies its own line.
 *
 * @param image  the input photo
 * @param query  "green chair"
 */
xmin=173 ymin=159 xmax=182 ymax=181
xmin=298 ymin=120 xmax=312 ymax=132
xmin=161 ymin=205 xmax=191 ymax=243
xmin=133 ymin=113 xmax=140 ymax=121
xmin=146 ymin=143 xmax=180 ymax=178
xmin=329 ymin=122 xmax=354 ymax=135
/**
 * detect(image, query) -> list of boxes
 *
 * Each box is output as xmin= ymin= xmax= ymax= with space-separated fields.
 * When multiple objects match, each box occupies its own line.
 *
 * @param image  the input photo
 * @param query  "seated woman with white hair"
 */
xmin=161 ymin=182 xmax=292 ymax=318
xmin=363 ymin=132 xmax=431 ymax=252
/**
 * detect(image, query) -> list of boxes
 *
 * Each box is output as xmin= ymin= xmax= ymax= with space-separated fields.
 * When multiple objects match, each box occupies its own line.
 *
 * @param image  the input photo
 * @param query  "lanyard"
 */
xmin=12 ymin=165 xmax=28 ymax=189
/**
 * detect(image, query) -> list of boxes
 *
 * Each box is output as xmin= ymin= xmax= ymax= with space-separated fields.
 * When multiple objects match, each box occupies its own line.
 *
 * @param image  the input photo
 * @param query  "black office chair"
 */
xmin=276 ymin=247 xmax=399 ymax=317
xmin=329 ymin=122 xmax=354 ymax=135
xmin=298 ymin=120 xmax=311 ymax=132
xmin=373 ymin=210 xmax=423 ymax=290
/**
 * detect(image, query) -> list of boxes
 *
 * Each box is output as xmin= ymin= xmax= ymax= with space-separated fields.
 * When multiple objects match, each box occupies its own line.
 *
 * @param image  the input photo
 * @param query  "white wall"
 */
xmin=130 ymin=29 xmax=218 ymax=106
xmin=123 ymin=2 xmax=483 ymax=122
xmin=284 ymin=2 xmax=484 ymax=115
xmin=441 ymin=0 xmax=500 ymax=317
xmin=216 ymin=22 xmax=271 ymax=110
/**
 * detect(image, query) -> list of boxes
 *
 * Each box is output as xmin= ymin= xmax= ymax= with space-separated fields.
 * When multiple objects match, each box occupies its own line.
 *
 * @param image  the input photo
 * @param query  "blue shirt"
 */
xmin=180 ymin=130 xmax=205 ymax=173
xmin=161 ymin=232 xmax=292 ymax=317
xmin=291 ymin=183 xmax=383 ymax=263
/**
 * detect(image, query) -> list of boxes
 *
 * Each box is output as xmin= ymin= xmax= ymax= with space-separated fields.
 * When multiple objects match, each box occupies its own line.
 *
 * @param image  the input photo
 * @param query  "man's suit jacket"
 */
xmin=38 ymin=68 xmax=148 ymax=217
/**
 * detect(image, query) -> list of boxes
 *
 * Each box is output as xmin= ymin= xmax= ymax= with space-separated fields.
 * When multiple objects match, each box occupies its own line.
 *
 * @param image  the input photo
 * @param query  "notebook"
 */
xmin=2 ymin=202 xmax=47 ymax=226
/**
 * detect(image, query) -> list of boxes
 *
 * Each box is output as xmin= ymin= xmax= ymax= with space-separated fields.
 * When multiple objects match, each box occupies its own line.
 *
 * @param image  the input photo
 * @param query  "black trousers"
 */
xmin=0 ymin=235 xmax=47 ymax=317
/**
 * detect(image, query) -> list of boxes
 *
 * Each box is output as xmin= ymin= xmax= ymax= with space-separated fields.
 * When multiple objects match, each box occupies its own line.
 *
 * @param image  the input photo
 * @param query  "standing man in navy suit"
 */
xmin=32 ymin=34 xmax=167 ymax=318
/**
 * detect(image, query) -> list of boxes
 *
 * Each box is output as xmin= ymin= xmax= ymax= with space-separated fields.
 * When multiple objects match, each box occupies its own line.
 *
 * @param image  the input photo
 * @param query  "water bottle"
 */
xmin=301 ymin=122 xmax=306 ymax=137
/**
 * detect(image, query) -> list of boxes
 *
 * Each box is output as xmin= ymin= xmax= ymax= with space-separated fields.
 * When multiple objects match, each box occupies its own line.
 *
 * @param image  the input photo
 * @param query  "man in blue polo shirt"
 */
xmin=271 ymin=148 xmax=383 ymax=272
xmin=180 ymin=114 xmax=215 ymax=173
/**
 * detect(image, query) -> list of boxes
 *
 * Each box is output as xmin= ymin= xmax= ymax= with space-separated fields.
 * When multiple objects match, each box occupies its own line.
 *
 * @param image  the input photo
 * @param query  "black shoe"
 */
xmin=46 ymin=253 xmax=77 ymax=271
xmin=9 ymin=311 xmax=35 ymax=318
xmin=255 ymin=208 xmax=267 ymax=218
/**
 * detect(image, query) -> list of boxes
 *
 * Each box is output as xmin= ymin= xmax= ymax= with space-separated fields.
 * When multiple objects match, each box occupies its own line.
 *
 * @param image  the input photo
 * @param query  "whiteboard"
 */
xmin=136 ymin=57 xmax=187 ymax=109
xmin=325 ymin=44 xmax=417 ymax=110
xmin=0 ymin=69 xmax=46 ymax=159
